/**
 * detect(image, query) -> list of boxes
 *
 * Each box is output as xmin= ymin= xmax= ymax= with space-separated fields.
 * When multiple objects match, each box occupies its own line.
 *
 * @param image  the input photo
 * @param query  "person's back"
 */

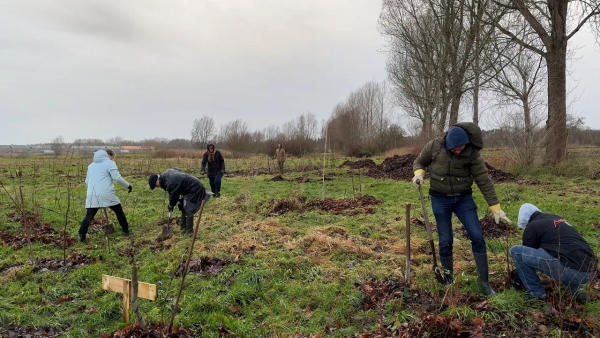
xmin=85 ymin=150 xmax=128 ymax=208
xmin=524 ymin=212 xmax=596 ymax=272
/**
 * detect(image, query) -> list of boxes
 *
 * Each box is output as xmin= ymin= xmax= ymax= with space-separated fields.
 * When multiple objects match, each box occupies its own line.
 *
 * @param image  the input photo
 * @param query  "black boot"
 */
xmin=439 ymin=256 xmax=454 ymax=285
xmin=180 ymin=213 xmax=186 ymax=231
xmin=185 ymin=215 xmax=194 ymax=235
xmin=78 ymin=232 xmax=87 ymax=243
xmin=474 ymin=253 xmax=496 ymax=296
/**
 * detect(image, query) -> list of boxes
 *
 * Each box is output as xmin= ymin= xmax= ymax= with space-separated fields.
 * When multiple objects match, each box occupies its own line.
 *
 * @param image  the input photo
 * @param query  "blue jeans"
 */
xmin=430 ymin=194 xmax=486 ymax=258
xmin=510 ymin=245 xmax=594 ymax=298
xmin=208 ymin=173 xmax=223 ymax=194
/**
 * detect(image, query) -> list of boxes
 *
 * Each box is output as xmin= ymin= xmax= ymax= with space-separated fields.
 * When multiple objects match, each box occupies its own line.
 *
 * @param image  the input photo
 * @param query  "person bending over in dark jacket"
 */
xmin=412 ymin=122 xmax=511 ymax=296
xmin=201 ymin=143 xmax=225 ymax=198
xmin=510 ymin=203 xmax=597 ymax=303
xmin=148 ymin=169 xmax=211 ymax=235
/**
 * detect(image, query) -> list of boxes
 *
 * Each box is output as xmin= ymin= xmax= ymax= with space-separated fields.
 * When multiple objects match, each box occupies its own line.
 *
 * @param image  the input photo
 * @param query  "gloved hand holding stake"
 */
xmin=127 ymin=185 xmax=132 ymax=193
xmin=412 ymin=169 xmax=425 ymax=189
xmin=489 ymin=204 xmax=511 ymax=224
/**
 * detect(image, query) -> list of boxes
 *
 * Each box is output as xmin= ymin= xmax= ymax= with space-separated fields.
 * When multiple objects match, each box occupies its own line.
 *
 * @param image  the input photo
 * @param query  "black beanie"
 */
xmin=148 ymin=174 xmax=159 ymax=190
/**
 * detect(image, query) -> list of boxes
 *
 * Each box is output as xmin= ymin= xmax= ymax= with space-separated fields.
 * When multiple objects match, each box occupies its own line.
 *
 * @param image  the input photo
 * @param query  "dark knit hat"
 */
xmin=445 ymin=127 xmax=470 ymax=150
xmin=148 ymin=174 xmax=159 ymax=190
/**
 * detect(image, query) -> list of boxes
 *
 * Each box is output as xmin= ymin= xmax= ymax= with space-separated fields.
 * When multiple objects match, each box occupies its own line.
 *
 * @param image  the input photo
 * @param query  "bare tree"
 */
xmin=220 ymin=119 xmax=252 ymax=157
xmin=190 ymin=116 xmax=215 ymax=149
xmin=50 ymin=136 xmax=66 ymax=156
xmin=488 ymin=0 xmax=600 ymax=164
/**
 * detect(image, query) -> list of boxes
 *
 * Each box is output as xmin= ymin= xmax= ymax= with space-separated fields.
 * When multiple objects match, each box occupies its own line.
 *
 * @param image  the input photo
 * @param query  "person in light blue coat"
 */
xmin=78 ymin=149 xmax=132 ymax=242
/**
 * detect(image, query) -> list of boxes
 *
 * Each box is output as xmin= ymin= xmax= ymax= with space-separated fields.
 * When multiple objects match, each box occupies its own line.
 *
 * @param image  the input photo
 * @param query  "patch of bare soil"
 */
xmin=456 ymin=215 xmax=517 ymax=239
xmin=33 ymin=253 xmax=96 ymax=273
xmin=0 ymin=218 xmax=75 ymax=248
xmin=359 ymin=277 xmax=407 ymax=311
xmin=270 ymin=175 xmax=323 ymax=183
xmin=267 ymin=196 xmax=307 ymax=216
xmin=100 ymin=324 xmax=195 ymax=338
xmin=340 ymin=159 xmax=376 ymax=169
xmin=305 ymin=195 xmax=382 ymax=215
xmin=411 ymin=217 xmax=437 ymax=232
xmin=266 ymin=195 xmax=382 ymax=216
xmin=173 ymin=256 xmax=237 ymax=277
xmin=1 ymin=326 xmax=65 ymax=338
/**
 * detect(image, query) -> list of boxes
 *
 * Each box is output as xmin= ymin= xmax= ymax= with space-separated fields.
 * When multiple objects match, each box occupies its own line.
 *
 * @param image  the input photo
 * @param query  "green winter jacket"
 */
xmin=413 ymin=122 xmax=499 ymax=206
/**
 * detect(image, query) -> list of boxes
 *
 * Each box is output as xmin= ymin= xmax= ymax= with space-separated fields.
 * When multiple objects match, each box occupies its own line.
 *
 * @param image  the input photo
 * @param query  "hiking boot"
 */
xmin=214 ymin=192 xmax=220 ymax=198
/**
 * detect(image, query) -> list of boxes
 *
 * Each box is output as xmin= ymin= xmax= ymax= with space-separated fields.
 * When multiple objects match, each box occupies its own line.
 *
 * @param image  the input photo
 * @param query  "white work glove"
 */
xmin=489 ymin=204 xmax=511 ymax=224
xmin=412 ymin=169 xmax=425 ymax=189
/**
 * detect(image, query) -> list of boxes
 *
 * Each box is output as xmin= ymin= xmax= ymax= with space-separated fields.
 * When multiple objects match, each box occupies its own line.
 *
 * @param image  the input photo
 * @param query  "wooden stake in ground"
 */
xmin=102 ymin=274 xmax=158 ymax=322
xmin=405 ymin=203 xmax=411 ymax=286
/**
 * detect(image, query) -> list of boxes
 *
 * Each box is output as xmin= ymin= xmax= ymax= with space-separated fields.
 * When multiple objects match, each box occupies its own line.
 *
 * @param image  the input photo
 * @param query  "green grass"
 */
xmin=0 ymin=153 xmax=598 ymax=337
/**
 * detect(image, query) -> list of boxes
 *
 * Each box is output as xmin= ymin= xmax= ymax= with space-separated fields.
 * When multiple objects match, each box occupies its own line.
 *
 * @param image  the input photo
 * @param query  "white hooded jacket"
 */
xmin=84 ymin=150 xmax=129 ymax=208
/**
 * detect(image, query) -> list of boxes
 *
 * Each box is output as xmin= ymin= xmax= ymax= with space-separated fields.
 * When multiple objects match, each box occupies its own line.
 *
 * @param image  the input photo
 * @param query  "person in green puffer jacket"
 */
xmin=412 ymin=122 xmax=512 ymax=296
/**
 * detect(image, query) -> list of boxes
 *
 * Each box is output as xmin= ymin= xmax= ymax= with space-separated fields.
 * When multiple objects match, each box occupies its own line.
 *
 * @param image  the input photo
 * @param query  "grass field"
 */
xmin=0 ymin=153 xmax=599 ymax=337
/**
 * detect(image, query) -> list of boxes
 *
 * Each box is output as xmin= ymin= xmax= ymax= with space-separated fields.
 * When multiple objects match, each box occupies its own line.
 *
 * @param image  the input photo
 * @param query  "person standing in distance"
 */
xmin=201 ymin=143 xmax=225 ymax=198
xmin=273 ymin=143 xmax=286 ymax=175
xmin=78 ymin=149 xmax=132 ymax=243
xmin=412 ymin=122 xmax=511 ymax=296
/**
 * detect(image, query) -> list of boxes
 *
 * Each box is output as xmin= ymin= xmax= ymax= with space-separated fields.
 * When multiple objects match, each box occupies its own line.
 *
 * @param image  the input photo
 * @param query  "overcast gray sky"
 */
xmin=1 ymin=1 xmax=599 ymax=145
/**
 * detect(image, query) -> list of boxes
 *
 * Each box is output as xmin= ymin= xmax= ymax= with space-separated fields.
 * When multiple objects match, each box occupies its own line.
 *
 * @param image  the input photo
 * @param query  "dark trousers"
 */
xmin=208 ymin=173 xmax=223 ymax=194
xmin=430 ymin=194 xmax=486 ymax=257
xmin=79 ymin=204 xmax=129 ymax=236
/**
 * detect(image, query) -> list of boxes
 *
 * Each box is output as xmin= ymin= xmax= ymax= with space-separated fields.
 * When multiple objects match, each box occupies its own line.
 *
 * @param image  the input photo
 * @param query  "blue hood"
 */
xmin=93 ymin=150 xmax=109 ymax=163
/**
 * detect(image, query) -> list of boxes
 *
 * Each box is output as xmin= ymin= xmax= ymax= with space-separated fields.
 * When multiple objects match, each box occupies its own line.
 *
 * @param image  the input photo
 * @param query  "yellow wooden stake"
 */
xmin=102 ymin=274 xmax=158 ymax=322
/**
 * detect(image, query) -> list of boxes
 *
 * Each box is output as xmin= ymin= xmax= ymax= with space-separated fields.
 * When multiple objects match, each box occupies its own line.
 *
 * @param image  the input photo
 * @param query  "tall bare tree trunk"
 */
xmin=545 ymin=0 xmax=568 ymax=164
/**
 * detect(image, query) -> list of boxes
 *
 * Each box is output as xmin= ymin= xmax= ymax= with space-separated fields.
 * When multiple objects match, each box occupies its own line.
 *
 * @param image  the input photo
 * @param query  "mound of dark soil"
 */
xmin=340 ymin=159 xmax=376 ymax=169
xmin=456 ymin=215 xmax=517 ymax=239
xmin=271 ymin=175 xmax=285 ymax=181
xmin=33 ymin=253 xmax=96 ymax=273
xmin=173 ymin=256 xmax=236 ymax=277
xmin=0 ymin=222 xmax=75 ymax=248
xmin=267 ymin=196 xmax=307 ymax=216
xmin=365 ymin=154 xmax=417 ymax=180
xmin=485 ymin=162 xmax=520 ymax=183
xmin=305 ymin=195 xmax=382 ymax=215
xmin=1 ymin=326 xmax=65 ymax=338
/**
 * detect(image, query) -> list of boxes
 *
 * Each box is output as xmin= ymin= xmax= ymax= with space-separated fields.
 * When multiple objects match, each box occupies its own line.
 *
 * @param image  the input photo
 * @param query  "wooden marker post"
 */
xmin=405 ymin=203 xmax=411 ymax=286
xmin=102 ymin=274 xmax=158 ymax=322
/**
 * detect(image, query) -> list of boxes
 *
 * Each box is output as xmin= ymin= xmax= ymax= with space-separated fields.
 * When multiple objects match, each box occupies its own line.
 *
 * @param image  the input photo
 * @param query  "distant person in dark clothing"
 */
xmin=148 ymin=169 xmax=211 ymax=235
xmin=201 ymin=143 xmax=225 ymax=197
xmin=273 ymin=143 xmax=286 ymax=175
xmin=510 ymin=203 xmax=597 ymax=303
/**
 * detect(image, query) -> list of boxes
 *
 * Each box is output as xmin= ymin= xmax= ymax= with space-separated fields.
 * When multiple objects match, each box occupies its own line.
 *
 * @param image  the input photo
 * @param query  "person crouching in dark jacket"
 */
xmin=412 ymin=122 xmax=511 ymax=296
xmin=148 ymin=169 xmax=211 ymax=235
xmin=201 ymin=143 xmax=225 ymax=197
xmin=510 ymin=203 xmax=597 ymax=303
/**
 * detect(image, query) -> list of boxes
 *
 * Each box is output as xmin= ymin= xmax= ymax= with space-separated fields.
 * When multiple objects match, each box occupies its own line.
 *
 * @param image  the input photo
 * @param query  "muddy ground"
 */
xmin=1 ymin=326 xmax=66 ymax=338
xmin=267 ymin=195 xmax=382 ymax=216
xmin=173 ymin=256 xmax=236 ymax=277
xmin=0 ymin=215 xmax=75 ymax=248
xmin=455 ymin=215 xmax=517 ymax=239
xmin=358 ymin=277 xmax=598 ymax=338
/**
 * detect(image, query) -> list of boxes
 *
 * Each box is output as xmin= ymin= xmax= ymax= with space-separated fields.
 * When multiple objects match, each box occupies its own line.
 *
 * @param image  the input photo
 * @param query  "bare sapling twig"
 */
xmin=169 ymin=199 xmax=208 ymax=333
xmin=19 ymin=186 xmax=34 ymax=265
xmin=405 ymin=203 xmax=411 ymax=286
xmin=322 ymin=127 xmax=328 ymax=201
xmin=62 ymin=169 xmax=72 ymax=268
xmin=351 ymin=174 xmax=356 ymax=199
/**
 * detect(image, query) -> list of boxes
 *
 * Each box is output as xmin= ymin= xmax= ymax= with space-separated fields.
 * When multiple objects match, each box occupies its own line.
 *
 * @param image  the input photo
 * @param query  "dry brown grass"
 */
xmin=287 ymin=228 xmax=378 ymax=259
xmin=0 ymin=265 xmax=25 ymax=283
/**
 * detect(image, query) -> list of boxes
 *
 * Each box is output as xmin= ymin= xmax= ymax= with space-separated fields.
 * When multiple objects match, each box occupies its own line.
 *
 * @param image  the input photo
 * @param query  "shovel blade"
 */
xmin=161 ymin=226 xmax=172 ymax=238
